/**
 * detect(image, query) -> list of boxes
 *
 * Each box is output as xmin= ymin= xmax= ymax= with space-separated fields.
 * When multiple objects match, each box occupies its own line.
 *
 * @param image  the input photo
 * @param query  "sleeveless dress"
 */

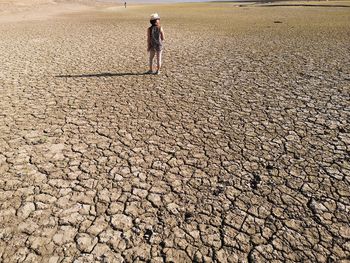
xmin=150 ymin=26 xmax=163 ymax=52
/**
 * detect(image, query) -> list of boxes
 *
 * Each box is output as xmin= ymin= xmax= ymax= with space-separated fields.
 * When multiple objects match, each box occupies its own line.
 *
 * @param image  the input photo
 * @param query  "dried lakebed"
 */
xmin=0 ymin=2 xmax=349 ymax=262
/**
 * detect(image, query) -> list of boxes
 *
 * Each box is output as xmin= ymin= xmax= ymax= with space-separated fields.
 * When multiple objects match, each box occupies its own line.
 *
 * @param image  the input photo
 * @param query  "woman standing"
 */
xmin=147 ymin=13 xmax=165 ymax=75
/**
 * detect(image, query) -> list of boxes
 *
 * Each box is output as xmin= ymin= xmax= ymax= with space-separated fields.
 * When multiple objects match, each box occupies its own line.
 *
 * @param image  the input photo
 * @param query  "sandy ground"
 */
xmin=0 ymin=0 xmax=350 ymax=262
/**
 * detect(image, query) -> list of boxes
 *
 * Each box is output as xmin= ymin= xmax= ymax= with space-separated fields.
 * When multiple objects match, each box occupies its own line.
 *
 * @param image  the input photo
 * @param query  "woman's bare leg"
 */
xmin=149 ymin=50 xmax=155 ymax=71
xmin=156 ymin=50 xmax=162 ymax=71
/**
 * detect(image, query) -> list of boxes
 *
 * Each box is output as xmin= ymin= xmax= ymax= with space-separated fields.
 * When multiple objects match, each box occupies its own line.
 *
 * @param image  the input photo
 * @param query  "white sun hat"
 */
xmin=150 ymin=13 xmax=160 ymax=21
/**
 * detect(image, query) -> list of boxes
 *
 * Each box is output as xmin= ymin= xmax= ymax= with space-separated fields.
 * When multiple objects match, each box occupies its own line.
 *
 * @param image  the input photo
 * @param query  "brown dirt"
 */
xmin=0 ymin=1 xmax=349 ymax=262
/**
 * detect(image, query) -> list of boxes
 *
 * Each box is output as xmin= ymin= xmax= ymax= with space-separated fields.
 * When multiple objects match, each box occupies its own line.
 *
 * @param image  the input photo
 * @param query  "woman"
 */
xmin=147 ymin=13 xmax=165 ymax=75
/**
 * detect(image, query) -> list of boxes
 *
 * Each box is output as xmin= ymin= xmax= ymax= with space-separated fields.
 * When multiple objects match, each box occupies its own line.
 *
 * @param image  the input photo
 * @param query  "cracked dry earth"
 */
xmin=0 ymin=2 xmax=350 ymax=262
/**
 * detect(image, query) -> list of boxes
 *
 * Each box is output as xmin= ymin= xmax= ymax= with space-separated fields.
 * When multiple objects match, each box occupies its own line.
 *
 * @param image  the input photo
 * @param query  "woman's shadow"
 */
xmin=55 ymin=72 xmax=149 ymax=78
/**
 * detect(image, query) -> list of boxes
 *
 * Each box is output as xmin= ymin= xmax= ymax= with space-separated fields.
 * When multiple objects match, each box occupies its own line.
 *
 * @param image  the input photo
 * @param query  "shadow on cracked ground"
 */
xmin=56 ymin=72 xmax=148 ymax=78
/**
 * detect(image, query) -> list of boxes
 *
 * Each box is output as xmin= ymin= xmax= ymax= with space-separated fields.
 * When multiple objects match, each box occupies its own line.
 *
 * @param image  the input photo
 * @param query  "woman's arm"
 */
xmin=160 ymin=27 xmax=165 ymax=41
xmin=147 ymin=28 xmax=151 ymax=51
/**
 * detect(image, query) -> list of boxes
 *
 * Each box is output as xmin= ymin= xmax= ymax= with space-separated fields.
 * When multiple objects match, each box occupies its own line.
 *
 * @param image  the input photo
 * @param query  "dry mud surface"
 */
xmin=0 ymin=1 xmax=350 ymax=262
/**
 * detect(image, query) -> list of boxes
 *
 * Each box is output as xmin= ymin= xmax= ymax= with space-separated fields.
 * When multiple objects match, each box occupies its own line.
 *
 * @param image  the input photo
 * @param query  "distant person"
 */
xmin=147 ymin=13 xmax=165 ymax=75
xmin=124 ymin=2 xmax=126 ymax=8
